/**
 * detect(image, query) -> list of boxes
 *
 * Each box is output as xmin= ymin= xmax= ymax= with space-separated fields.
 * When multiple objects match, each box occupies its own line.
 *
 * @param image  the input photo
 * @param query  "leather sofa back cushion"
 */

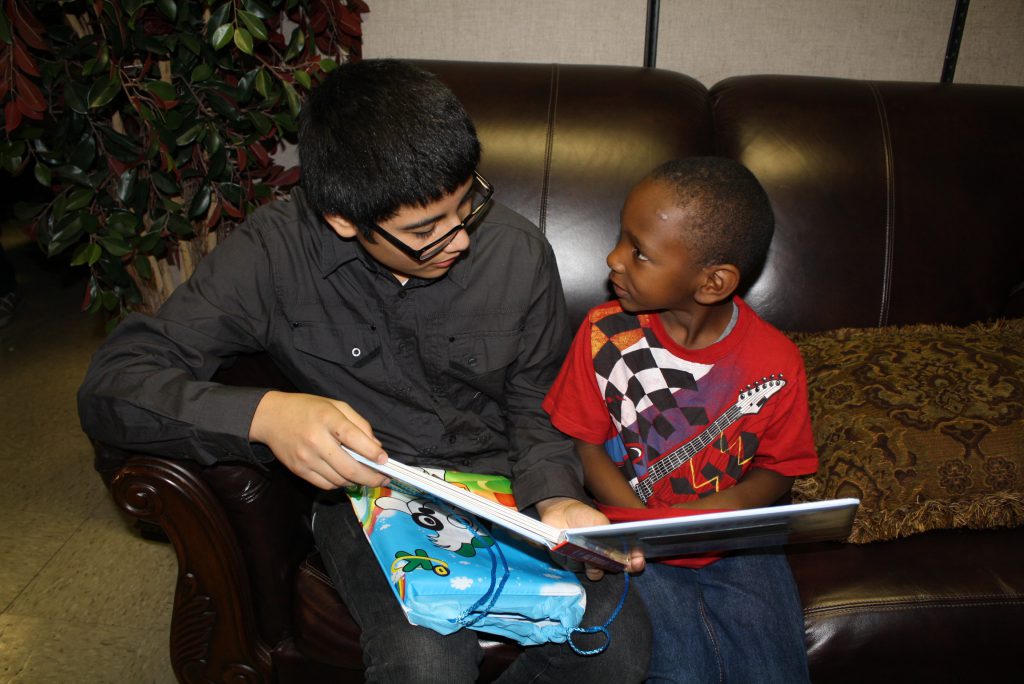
xmin=789 ymin=317 xmax=1024 ymax=543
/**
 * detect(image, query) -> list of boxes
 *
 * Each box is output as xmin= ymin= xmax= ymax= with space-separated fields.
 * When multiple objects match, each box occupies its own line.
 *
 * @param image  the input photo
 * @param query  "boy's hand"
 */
xmin=249 ymin=390 xmax=389 ymax=490
xmin=536 ymin=497 xmax=646 ymax=580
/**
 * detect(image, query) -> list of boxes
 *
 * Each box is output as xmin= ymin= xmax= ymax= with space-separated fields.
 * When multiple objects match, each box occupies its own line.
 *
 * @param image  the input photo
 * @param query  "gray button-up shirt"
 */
xmin=77 ymin=189 xmax=586 ymax=509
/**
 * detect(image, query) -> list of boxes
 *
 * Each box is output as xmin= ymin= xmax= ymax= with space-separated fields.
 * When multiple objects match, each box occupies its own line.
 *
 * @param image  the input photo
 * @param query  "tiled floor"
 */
xmin=0 ymin=227 xmax=178 ymax=683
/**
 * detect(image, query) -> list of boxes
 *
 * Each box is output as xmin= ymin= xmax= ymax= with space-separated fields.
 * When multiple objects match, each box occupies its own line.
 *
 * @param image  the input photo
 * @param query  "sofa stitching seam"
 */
xmin=539 ymin=63 xmax=559 ymax=235
xmin=869 ymin=81 xmax=895 ymax=328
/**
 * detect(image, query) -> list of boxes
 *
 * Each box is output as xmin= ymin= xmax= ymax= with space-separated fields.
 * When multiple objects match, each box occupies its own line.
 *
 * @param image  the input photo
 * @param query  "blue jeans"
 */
xmin=633 ymin=551 xmax=809 ymax=684
xmin=312 ymin=492 xmax=652 ymax=684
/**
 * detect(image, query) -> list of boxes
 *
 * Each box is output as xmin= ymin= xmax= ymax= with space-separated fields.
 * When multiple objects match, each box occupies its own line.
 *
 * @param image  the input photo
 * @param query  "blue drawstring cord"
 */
xmin=567 ymin=570 xmax=630 ymax=655
xmin=408 ymin=484 xmax=629 ymax=655
xmin=449 ymin=510 xmax=511 ymax=629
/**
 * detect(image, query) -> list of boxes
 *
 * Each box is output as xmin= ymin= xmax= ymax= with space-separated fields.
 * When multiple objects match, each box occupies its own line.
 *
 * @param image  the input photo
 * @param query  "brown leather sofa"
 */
xmin=97 ymin=61 xmax=1024 ymax=683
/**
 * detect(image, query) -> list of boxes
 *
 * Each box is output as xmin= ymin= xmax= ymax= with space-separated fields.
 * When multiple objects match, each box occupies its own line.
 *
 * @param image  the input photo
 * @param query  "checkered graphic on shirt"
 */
xmin=594 ymin=327 xmax=707 ymax=445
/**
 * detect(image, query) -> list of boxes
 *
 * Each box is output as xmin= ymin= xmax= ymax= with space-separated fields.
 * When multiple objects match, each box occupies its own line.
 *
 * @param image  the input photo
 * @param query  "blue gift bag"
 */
xmin=347 ymin=470 xmax=586 ymax=646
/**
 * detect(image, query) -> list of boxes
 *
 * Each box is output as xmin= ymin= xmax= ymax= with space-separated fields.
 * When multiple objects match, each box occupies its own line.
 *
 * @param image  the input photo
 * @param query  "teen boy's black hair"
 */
xmin=649 ymin=157 xmax=774 ymax=282
xmin=298 ymin=59 xmax=481 ymax=236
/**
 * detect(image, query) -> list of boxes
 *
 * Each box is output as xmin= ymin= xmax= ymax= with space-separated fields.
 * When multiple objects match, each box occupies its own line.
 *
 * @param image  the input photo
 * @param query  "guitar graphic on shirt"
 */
xmin=627 ymin=375 xmax=786 ymax=504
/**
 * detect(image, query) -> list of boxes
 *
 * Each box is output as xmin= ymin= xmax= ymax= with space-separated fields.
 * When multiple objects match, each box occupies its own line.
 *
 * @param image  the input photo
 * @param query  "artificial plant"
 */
xmin=0 ymin=0 xmax=368 ymax=323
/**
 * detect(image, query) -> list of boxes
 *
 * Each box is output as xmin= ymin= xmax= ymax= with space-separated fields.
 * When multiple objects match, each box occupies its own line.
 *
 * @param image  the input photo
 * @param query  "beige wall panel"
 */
xmin=955 ymin=0 xmax=1024 ymax=86
xmin=362 ymin=0 xmax=647 ymax=65
xmin=361 ymin=0 xmax=1022 ymax=87
xmin=656 ymin=0 xmax=952 ymax=85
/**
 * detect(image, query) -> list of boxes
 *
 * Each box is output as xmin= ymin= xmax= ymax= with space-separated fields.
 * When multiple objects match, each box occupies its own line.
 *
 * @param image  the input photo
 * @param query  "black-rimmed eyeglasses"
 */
xmin=370 ymin=173 xmax=494 ymax=262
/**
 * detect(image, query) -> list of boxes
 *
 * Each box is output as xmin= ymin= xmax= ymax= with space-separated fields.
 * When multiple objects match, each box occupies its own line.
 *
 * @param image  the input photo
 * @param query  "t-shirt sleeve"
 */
xmin=749 ymin=346 xmax=818 ymax=477
xmin=542 ymin=316 xmax=616 ymax=445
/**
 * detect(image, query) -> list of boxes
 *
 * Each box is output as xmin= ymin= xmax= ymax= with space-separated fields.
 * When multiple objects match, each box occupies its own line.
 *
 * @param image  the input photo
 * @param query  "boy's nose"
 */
xmin=445 ymin=226 xmax=470 ymax=253
xmin=607 ymin=244 xmax=625 ymax=272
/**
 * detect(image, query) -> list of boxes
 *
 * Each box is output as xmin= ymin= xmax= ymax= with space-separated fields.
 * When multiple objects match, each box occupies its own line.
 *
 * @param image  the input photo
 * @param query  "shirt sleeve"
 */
xmin=76 ymin=219 xmax=276 ymax=465
xmin=542 ymin=315 xmax=616 ymax=445
xmin=500 ymin=237 xmax=591 ymax=510
xmin=749 ymin=343 xmax=819 ymax=477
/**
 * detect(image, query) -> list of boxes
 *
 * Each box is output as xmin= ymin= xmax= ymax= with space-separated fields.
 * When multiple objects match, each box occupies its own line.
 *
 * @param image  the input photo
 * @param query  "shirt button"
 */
xmin=398 ymin=290 xmax=407 ymax=299
xmin=448 ymin=435 xmax=457 ymax=445
xmin=467 ymin=356 xmax=477 ymax=366
xmin=351 ymin=347 xmax=362 ymax=357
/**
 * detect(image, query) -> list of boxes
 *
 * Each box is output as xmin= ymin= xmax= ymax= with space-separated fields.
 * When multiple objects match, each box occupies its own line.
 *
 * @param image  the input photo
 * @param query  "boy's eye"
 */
xmin=632 ymin=248 xmax=650 ymax=262
xmin=412 ymin=225 xmax=438 ymax=240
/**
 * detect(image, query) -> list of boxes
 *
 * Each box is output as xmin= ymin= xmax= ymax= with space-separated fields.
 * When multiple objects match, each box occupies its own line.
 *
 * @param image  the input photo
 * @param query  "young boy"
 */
xmin=543 ymin=158 xmax=818 ymax=683
xmin=78 ymin=60 xmax=649 ymax=683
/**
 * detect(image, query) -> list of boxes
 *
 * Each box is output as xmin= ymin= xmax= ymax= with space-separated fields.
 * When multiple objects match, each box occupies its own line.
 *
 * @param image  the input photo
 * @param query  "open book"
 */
xmin=344 ymin=447 xmax=859 ymax=572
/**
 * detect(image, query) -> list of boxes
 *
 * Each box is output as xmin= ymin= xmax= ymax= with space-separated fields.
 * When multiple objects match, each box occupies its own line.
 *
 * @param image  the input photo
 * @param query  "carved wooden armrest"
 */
xmin=112 ymin=456 xmax=273 ymax=683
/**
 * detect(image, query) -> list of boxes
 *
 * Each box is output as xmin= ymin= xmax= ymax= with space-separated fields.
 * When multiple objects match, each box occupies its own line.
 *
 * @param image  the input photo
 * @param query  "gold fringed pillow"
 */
xmin=787 ymin=318 xmax=1024 ymax=543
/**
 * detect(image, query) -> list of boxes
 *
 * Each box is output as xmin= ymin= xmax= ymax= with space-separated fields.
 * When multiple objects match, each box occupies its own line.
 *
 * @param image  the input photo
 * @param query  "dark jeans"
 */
xmin=633 ymin=550 xmax=810 ymax=684
xmin=312 ymin=492 xmax=651 ymax=684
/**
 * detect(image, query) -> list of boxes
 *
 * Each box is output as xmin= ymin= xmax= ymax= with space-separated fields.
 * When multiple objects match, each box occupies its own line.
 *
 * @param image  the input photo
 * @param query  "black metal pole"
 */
xmin=941 ymin=0 xmax=970 ymax=83
xmin=643 ymin=0 xmax=660 ymax=68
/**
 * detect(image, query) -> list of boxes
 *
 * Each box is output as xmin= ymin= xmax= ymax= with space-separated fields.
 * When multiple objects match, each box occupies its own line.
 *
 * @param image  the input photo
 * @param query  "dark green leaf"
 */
xmin=249 ymin=111 xmax=273 ymax=135
xmin=101 ymin=290 xmax=118 ymax=311
xmin=70 ymin=135 xmax=97 ymax=170
xmin=34 ymin=161 xmax=52 ymax=187
xmin=89 ymin=75 xmax=122 ymax=109
xmin=137 ymin=231 xmax=163 ymax=253
xmin=65 ymin=81 xmax=91 ymax=114
xmin=167 ymin=213 xmax=193 ymax=236
xmin=86 ymin=243 xmax=104 ymax=266
xmin=145 ymin=80 xmax=178 ymax=102
xmin=65 ymin=188 xmax=96 ymax=212
xmin=254 ymin=68 xmax=273 ymax=98
xmin=175 ymin=123 xmax=204 ymax=146
xmin=233 ymin=27 xmax=254 ymax=55
xmin=133 ymin=253 xmax=153 ymax=279
xmin=155 ymin=0 xmax=177 ymax=21
xmin=211 ymin=23 xmax=233 ymax=50
xmin=293 ymin=70 xmax=312 ymax=90
xmin=273 ymin=111 xmax=298 ymax=134
xmin=284 ymin=27 xmax=305 ymax=60
xmin=208 ymin=145 xmax=227 ymax=179
xmin=191 ymin=64 xmax=213 ymax=82
xmin=99 ymin=126 xmax=143 ymax=163
xmin=188 ymin=183 xmax=212 ymax=219
xmin=107 ymin=211 xmax=140 ymax=235
xmin=116 ymin=169 xmax=138 ymax=203
xmin=180 ymin=34 xmax=201 ymax=55
xmin=320 ymin=58 xmax=339 ymax=73
xmin=242 ymin=0 xmax=274 ymax=20
xmin=99 ymin=234 xmax=133 ymax=256
xmin=47 ymin=216 xmax=86 ymax=256
xmin=151 ymin=171 xmax=179 ymax=195
xmin=70 ymin=242 xmax=98 ymax=267
xmin=207 ymin=3 xmax=232 ymax=31
xmin=238 ymin=10 xmax=269 ymax=41
xmin=219 ymin=182 xmax=243 ymax=203
xmin=282 ymin=82 xmax=300 ymax=117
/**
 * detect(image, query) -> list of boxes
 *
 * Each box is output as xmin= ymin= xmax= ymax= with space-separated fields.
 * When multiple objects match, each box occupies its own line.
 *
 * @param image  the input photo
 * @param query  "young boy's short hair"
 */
xmin=649 ymin=157 xmax=774 ymax=282
xmin=298 ymin=59 xmax=481 ymax=235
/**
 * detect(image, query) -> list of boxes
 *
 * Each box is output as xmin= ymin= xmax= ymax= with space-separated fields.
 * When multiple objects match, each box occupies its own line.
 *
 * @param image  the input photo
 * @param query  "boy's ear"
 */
xmin=695 ymin=264 xmax=741 ymax=305
xmin=323 ymin=214 xmax=359 ymax=239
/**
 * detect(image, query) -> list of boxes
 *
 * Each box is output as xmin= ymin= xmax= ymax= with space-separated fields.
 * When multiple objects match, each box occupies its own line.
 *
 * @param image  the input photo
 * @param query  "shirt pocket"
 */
xmin=447 ymin=328 xmax=521 ymax=402
xmin=291 ymin=322 xmax=381 ymax=368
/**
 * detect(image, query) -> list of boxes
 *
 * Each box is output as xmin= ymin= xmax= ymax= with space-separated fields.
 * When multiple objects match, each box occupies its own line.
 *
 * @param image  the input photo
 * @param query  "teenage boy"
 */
xmin=78 ymin=60 xmax=649 ymax=684
xmin=543 ymin=158 xmax=818 ymax=683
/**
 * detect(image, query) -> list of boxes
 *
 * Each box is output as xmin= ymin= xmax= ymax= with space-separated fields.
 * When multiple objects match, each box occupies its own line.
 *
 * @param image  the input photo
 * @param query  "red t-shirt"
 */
xmin=544 ymin=298 xmax=818 ymax=565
